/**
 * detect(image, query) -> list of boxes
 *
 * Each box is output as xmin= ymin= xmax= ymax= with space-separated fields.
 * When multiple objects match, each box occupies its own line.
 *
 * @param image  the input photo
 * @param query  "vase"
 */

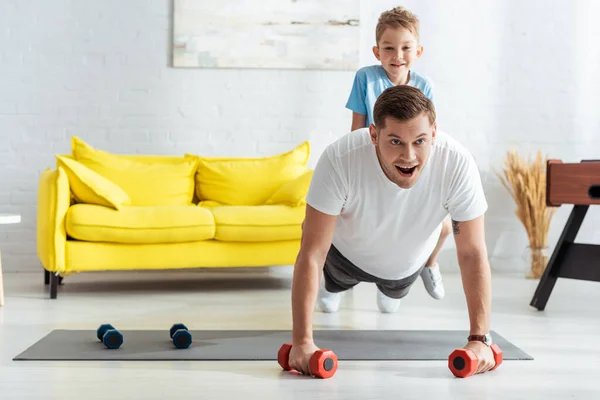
xmin=523 ymin=246 xmax=549 ymax=279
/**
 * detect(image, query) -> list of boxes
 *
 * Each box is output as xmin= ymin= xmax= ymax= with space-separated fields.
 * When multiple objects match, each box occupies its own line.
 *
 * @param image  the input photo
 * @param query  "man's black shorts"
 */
xmin=323 ymin=244 xmax=424 ymax=299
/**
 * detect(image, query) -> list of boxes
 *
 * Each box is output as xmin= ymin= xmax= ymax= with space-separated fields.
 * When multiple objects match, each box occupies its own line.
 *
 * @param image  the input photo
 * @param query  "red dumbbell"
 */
xmin=448 ymin=343 xmax=503 ymax=378
xmin=277 ymin=342 xmax=338 ymax=379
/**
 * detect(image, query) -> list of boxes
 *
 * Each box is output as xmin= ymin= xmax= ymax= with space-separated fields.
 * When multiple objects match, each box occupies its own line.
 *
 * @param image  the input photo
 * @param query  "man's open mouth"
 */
xmin=396 ymin=165 xmax=417 ymax=177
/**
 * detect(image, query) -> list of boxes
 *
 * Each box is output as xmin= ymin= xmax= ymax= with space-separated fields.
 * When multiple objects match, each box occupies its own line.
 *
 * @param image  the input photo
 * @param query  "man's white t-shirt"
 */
xmin=306 ymin=128 xmax=488 ymax=280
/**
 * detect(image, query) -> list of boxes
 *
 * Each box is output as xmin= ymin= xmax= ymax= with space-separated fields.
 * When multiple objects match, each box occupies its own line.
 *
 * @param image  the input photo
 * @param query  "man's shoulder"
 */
xmin=325 ymin=128 xmax=372 ymax=160
xmin=434 ymin=130 xmax=474 ymax=162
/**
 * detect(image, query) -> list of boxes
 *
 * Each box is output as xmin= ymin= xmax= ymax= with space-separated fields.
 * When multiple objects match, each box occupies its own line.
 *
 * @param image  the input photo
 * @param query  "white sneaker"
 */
xmin=376 ymin=289 xmax=401 ymax=313
xmin=317 ymin=280 xmax=342 ymax=313
xmin=420 ymin=263 xmax=445 ymax=299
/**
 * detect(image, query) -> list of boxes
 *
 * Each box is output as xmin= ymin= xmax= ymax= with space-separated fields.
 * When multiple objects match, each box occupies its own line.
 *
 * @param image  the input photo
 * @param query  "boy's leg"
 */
xmin=420 ymin=216 xmax=452 ymax=299
xmin=376 ymin=265 xmax=424 ymax=313
xmin=317 ymin=245 xmax=362 ymax=313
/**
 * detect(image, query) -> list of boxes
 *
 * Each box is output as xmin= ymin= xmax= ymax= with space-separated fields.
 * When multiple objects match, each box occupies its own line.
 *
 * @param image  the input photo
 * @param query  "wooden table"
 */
xmin=530 ymin=159 xmax=600 ymax=310
xmin=0 ymin=214 xmax=21 ymax=306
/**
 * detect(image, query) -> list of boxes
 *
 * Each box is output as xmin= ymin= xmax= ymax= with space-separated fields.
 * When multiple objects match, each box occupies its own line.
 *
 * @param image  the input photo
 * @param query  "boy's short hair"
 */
xmin=373 ymin=86 xmax=436 ymax=129
xmin=376 ymin=6 xmax=420 ymax=44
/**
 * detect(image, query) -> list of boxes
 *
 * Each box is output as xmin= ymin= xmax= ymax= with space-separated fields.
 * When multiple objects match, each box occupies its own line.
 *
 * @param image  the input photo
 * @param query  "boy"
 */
xmin=346 ymin=6 xmax=434 ymax=130
xmin=326 ymin=6 xmax=449 ymax=312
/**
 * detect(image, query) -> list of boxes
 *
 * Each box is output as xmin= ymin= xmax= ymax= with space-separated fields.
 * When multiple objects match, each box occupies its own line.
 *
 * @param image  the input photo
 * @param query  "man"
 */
xmin=288 ymin=85 xmax=496 ymax=376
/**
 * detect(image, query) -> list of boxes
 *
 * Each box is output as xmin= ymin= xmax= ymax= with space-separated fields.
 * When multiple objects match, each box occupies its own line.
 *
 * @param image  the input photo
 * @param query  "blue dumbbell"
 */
xmin=169 ymin=323 xmax=192 ymax=349
xmin=96 ymin=324 xmax=123 ymax=349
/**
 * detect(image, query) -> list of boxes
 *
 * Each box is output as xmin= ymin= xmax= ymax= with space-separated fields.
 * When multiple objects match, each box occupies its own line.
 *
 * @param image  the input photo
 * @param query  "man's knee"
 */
xmin=377 ymin=284 xmax=411 ymax=299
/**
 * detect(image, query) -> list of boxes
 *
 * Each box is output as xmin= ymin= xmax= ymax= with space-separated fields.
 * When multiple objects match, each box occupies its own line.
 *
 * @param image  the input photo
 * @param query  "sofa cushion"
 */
xmin=207 ymin=204 xmax=305 ymax=242
xmin=66 ymin=204 xmax=215 ymax=244
xmin=70 ymin=136 xmax=198 ymax=207
xmin=187 ymin=141 xmax=310 ymax=206
xmin=56 ymin=156 xmax=132 ymax=210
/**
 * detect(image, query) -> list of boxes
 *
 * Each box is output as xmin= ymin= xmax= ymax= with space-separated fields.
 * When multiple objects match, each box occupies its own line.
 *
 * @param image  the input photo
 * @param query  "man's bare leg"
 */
xmin=426 ymin=216 xmax=453 ymax=267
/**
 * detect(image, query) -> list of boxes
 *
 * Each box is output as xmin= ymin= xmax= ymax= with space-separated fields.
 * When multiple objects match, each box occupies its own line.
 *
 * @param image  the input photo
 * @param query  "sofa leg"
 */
xmin=44 ymin=270 xmax=50 ymax=285
xmin=50 ymin=273 xmax=59 ymax=299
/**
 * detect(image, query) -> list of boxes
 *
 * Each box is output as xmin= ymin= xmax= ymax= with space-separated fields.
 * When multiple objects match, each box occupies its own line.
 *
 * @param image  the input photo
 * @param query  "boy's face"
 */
xmin=369 ymin=113 xmax=436 ymax=189
xmin=373 ymin=27 xmax=423 ymax=82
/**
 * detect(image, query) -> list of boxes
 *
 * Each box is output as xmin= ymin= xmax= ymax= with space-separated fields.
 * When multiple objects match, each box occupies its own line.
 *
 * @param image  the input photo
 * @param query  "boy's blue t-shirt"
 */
xmin=345 ymin=65 xmax=435 ymax=127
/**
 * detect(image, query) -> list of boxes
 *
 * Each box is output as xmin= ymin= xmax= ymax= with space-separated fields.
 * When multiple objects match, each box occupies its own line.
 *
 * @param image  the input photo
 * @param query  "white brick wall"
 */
xmin=390 ymin=0 xmax=600 ymax=272
xmin=1 ymin=0 xmax=599 ymax=274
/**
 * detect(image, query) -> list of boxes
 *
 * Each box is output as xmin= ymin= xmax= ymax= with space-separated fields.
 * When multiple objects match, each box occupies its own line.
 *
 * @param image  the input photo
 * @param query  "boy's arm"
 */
xmin=292 ymin=205 xmax=337 ymax=345
xmin=346 ymin=69 xmax=368 ymax=131
xmin=350 ymin=112 xmax=367 ymax=131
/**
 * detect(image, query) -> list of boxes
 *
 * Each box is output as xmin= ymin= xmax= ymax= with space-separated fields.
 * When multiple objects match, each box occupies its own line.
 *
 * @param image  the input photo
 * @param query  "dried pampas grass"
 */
xmin=496 ymin=149 xmax=557 ymax=279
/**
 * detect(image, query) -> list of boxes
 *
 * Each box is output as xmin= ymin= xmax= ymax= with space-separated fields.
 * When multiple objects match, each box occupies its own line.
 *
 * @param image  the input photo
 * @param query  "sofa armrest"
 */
xmin=36 ymin=167 xmax=70 ymax=273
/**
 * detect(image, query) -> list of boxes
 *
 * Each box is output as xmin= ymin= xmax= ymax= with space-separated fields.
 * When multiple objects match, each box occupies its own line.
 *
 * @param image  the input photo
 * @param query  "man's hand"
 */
xmin=463 ymin=341 xmax=496 ymax=374
xmin=288 ymin=342 xmax=321 ymax=376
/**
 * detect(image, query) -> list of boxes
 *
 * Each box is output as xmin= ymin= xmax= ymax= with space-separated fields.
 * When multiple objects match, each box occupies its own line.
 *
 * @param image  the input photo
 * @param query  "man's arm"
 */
xmin=451 ymin=214 xmax=491 ymax=336
xmin=291 ymin=205 xmax=338 ymax=346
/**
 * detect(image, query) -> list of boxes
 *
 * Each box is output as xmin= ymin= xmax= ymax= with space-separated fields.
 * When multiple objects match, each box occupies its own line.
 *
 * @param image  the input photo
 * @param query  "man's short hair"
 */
xmin=373 ymin=85 xmax=436 ymax=129
xmin=376 ymin=6 xmax=420 ymax=44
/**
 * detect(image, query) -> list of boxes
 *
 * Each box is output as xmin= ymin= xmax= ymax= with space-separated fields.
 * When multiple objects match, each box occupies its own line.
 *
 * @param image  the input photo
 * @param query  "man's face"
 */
xmin=373 ymin=27 xmax=423 ymax=83
xmin=369 ymin=114 xmax=436 ymax=189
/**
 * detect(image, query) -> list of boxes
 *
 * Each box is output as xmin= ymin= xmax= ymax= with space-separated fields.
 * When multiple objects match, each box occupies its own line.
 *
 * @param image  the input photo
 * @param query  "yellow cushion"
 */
xmin=56 ymin=156 xmax=131 ymax=210
xmin=197 ymin=200 xmax=222 ymax=208
xmin=65 ymin=239 xmax=302 ymax=272
xmin=209 ymin=205 xmax=305 ymax=242
xmin=265 ymin=169 xmax=313 ymax=206
xmin=187 ymin=141 xmax=310 ymax=205
xmin=66 ymin=204 xmax=215 ymax=244
xmin=71 ymin=136 xmax=193 ymax=165
xmin=70 ymin=136 xmax=197 ymax=207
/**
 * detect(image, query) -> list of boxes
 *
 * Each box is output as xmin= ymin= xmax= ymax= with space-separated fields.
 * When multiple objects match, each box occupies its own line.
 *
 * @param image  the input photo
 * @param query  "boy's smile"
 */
xmin=372 ymin=27 xmax=423 ymax=86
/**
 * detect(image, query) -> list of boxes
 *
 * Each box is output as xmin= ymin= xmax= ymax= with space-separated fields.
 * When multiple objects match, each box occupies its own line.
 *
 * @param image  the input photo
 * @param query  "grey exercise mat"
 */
xmin=13 ymin=329 xmax=532 ymax=361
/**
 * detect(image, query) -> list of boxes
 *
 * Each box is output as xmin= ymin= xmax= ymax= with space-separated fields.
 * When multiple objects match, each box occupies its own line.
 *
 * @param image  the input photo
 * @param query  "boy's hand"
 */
xmin=289 ymin=342 xmax=321 ymax=376
xmin=464 ymin=341 xmax=496 ymax=374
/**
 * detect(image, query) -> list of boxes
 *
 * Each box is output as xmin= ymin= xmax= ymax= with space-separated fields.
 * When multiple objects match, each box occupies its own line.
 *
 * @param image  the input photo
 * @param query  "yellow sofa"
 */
xmin=37 ymin=137 xmax=313 ymax=299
